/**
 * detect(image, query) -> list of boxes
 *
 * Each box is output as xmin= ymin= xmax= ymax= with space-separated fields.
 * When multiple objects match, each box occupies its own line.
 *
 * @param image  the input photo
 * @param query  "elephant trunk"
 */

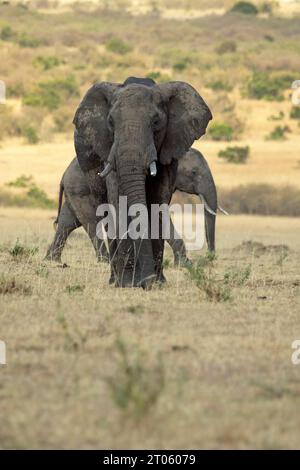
xmin=117 ymin=161 xmax=156 ymax=288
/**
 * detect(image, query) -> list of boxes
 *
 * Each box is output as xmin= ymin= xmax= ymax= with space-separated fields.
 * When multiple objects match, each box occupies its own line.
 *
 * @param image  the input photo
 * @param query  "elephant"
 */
xmin=65 ymin=76 xmax=212 ymax=288
xmin=46 ymin=148 xmax=227 ymax=266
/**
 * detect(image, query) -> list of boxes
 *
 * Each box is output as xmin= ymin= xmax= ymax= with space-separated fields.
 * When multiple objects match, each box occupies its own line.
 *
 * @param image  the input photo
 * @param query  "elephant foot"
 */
xmin=174 ymin=254 xmax=192 ymax=268
xmin=139 ymin=274 xmax=157 ymax=290
xmin=44 ymin=251 xmax=61 ymax=263
xmin=156 ymin=272 xmax=167 ymax=284
xmin=114 ymin=268 xmax=136 ymax=288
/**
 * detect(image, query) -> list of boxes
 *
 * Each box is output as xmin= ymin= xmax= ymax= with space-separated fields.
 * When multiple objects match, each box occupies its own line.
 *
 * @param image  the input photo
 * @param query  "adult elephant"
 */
xmin=72 ymin=77 xmax=212 ymax=288
xmin=45 ymin=148 xmax=227 ymax=265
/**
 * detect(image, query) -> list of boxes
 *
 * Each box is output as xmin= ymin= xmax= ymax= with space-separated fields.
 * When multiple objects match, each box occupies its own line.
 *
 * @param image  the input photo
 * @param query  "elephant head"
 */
xmin=175 ymin=148 xmax=218 ymax=252
xmin=73 ymin=77 xmax=212 ymax=287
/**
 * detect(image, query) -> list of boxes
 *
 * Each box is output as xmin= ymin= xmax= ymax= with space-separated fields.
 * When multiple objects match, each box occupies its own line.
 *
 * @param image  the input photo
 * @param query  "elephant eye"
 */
xmin=151 ymin=114 xmax=161 ymax=130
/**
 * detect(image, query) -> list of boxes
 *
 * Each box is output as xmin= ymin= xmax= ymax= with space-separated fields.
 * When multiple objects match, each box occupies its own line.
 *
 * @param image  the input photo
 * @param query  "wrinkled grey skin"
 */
xmin=46 ymin=148 xmax=222 ymax=266
xmin=59 ymin=77 xmax=212 ymax=288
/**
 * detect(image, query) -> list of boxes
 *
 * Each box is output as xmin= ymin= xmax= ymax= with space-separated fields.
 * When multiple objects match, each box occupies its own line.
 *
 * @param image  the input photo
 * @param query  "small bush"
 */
xmin=269 ymin=111 xmax=284 ymax=121
xmin=33 ymin=55 xmax=62 ymax=71
xmin=246 ymin=72 xmax=292 ymax=101
xmin=290 ymin=107 xmax=300 ymax=119
xmin=186 ymin=253 xmax=232 ymax=302
xmin=9 ymin=239 xmax=38 ymax=258
xmin=26 ymin=184 xmax=56 ymax=209
xmin=223 ymin=266 xmax=251 ymax=287
xmin=35 ymin=266 xmax=49 ymax=278
xmin=105 ymin=337 xmax=165 ymax=419
xmin=172 ymin=56 xmax=191 ymax=72
xmin=66 ymin=284 xmax=85 ymax=294
xmin=266 ymin=125 xmax=290 ymax=141
xmin=6 ymin=175 xmax=34 ymax=188
xmin=216 ymin=40 xmax=237 ymax=55
xmin=208 ymin=122 xmax=234 ymax=141
xmin=218 ymin=146 xmax=250 ymax=164
xmin=146 ymin=71 xmax=171 ymax=82
xmin=22 ymin=125 xmax=39 ymax=144
xmin=0 ymin=25 xmax=14 ymax=41
xmin=208 ymin=80 xmax=233 ymax=92
xmin=23 ymin=75 xmax=79 ymax=111
xmin=106 ymin=37 xmax=132 ymax=55
xmin=230 ymin=2 xmax=258 ymax=15
xmin=18 ymin=33 xmax=41 ymax=48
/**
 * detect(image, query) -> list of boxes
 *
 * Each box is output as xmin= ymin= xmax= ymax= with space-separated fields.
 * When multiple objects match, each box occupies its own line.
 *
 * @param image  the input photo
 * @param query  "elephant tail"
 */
xmin=53 ymin=181 xmax=64 ymax=229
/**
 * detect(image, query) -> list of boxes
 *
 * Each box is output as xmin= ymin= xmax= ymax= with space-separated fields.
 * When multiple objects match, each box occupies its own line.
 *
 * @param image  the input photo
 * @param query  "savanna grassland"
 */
xmin=1 ymin=0 xmax=300 ymax=449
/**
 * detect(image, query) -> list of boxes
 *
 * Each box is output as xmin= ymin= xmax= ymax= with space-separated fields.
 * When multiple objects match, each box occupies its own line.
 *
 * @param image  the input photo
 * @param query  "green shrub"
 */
xmin=246 ymin=72 xmax=292 ymax=101
xmin=186 ymin=253 xmax=232 ymax=302
xmin=66 ymin=284 xmax=85 ymax=294
xmin=208 ymin=80 xmax=233 ymax=92
xmin=172 ymin=56 xmax=191 ymax=72
xmin=290 ymin=107 xmax=300 ymax=119
xmin=23 ymin=75 xmax=79 ymax=110
xmin=230 ymin=1 xmax=258 ymax=15
xmin=216 ymin=40 xmax=237 ymax=55
xmin=0 ymin=25 xmax=14 ymax=41
xmin=106 ymin=37 xmax=132 ymax=55
xmin=26 ymin=184 xmax=56 ymax=209
xmin=146 ymin=71 xmax=171 ymax=83
xmin=22 ymin=125 xmax=39 ymax=144
xmin=9 ymin=239 xmax=38 ymax=258
xmin=33 ymin=55 xmax=62 ymax=70
xmin=6 ymin=175 xmax=34 ymax=188
xmin=266 ymin=125 xmax=290 ymax=141
xmin=18 ymin=33 xmax=41 ymax=48
xmin=105 ymin=337 xmax=165 ymax=419
xmin=208 ymin=122 xmax=234 ymax=141
xmin=0 ymin=184 xmax=55 ymax=210
xmin=218 ymin=146 xmax=250 ymax=164
xmin=269 ymin=111 xmax=284 ymax=121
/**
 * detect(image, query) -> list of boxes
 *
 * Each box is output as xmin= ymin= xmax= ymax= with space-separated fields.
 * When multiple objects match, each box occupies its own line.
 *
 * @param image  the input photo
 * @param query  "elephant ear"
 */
xmin=73 ymin=82 xmax=119 ymax=173
xmin=157 ymin=81 xmax=212 ymax=165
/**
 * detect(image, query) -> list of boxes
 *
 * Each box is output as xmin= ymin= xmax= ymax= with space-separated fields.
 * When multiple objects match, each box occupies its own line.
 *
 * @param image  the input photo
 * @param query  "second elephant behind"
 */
xmin=46 ymin=148 xmax=226 ymax=265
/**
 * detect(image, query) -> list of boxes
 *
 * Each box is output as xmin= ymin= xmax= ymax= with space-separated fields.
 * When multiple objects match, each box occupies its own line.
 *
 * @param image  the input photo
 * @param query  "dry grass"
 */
xmin=0 ymin=207 xmax=300 ymax=449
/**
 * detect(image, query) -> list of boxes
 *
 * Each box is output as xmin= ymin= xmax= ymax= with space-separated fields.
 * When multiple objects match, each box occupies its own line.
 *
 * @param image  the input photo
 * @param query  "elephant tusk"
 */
xmin=199 ymin=194 xmax=217 ymax=216
xmin=218 ymin=205 xmax=229 ymax=215
xmin=99 ymin=162 xmax=112 ymax=178
xmin=149 ymin=161 xmax=157 ymax=177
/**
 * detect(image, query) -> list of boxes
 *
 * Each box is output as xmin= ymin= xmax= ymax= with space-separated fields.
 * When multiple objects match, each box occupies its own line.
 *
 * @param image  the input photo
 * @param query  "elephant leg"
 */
xmin=166 ymin=217 xmax=191 ymax=266
xmin=82 ymin=222 xmax=109 ymax=262
xmin=45 ymin=202 xmax=81 ymax=262
xmin=147 ymin=160 xmax=178 ymax=283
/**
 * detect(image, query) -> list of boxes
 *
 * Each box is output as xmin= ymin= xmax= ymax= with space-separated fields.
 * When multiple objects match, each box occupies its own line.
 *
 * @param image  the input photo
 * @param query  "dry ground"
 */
xmin=1 ymin=134 xmax=300 ymax=198
xmin=0 ymin=207 xmax=300 ymax=449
